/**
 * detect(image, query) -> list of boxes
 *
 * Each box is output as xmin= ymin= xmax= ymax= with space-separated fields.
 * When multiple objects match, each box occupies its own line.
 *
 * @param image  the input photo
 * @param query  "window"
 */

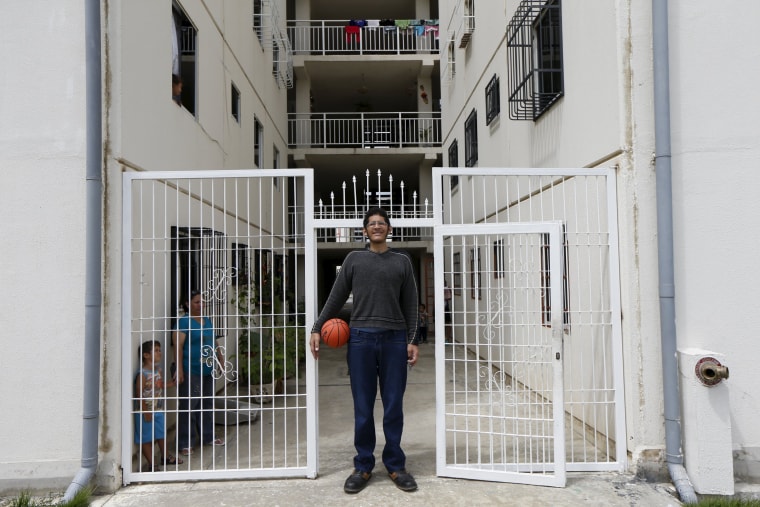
xmin=254 ymin=117 xmax=263 ymax=168
xmin=540 ymin=227 xmax=570 ymax=330
xmin=172 ymin=2 xmax=197 ymax=115
xmin=464 ymin=109 xmax=478 ymax=167
xmin=469 ymin=247 xmax=481 ymax=300
xmin=459 ymin=0 xmax=475 ymax=48
xmin=506 ymin=0 xmax=564 ymax=120
xmin=170 ymin=226 xmax=227 ymax=337
xmin=231 ymin=243 xmax=249 ymax=286
xmin=485 ymin=74 xmax=500 ymax=125
xmin=231 ymin=82 xmax=240 ymax=122
xmin=253 ymin=0 xmax=263 ymax=42
xmin=448 ymin=140 xmax=459 ymax=189
xmin=447 ymin=39 xmax=456 ymax=79
xmin=272 ymin=38 xmax=280 ymax=84
xmin=453 ymin=252 xmax=462 ymax=295
xmin=493 ymin=239 xmax=505 ymax=278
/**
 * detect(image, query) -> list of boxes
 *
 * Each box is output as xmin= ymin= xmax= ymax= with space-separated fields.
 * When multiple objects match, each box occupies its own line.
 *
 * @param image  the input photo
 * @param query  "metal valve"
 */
xmin=695 ymin=356 xmax=729 ymax=386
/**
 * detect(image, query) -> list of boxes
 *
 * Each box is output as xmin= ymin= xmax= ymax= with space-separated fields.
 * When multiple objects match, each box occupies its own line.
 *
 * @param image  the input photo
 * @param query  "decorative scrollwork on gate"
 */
xmin=478 ymin=365 xmax=516 ymax=407
xmin=202 ymin=344 xmax=238 ymax=382
xmin=477 ymin=293 xmax=511 ymax=342
xmin=202 ymin=267 xmax=236 ymax=302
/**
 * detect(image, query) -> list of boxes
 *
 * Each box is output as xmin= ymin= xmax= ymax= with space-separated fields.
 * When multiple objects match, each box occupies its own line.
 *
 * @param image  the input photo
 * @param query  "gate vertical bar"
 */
xmin=606 ymin=168 xmax=627 ymax=469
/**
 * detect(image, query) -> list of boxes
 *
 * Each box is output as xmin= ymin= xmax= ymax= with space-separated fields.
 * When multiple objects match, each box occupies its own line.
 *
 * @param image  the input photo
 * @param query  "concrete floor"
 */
xmin=92 ymin=332 xmax=683 ymax=506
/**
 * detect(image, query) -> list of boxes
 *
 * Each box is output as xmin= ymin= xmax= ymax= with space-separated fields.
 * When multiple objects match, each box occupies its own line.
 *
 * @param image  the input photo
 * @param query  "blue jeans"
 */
xmin=176 ymin=372 xmax=215 ymax=450
xmin=347 ymin=328 xmax=409 ymax=473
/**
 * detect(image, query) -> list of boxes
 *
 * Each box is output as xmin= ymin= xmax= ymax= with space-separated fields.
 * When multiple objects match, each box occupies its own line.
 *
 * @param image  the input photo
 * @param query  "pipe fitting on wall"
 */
xmin=695 ymin=356 xmax=729 ymax=386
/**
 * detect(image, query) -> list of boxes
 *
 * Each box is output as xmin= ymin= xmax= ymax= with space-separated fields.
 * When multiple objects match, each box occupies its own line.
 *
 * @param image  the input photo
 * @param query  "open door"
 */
xmin=434 ymin=222 xmax=566 ymax=487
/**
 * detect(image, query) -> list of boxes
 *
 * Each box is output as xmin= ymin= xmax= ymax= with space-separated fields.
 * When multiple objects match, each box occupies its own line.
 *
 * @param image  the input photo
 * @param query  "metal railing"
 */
xmin=288 ymin=20 xmax=440 ymax=55
xmin=288 ymin=112 xmax=441 ymax=148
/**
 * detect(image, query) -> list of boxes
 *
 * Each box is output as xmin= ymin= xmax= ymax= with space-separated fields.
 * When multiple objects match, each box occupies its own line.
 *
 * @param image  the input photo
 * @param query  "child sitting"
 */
xmin=134 ymin=340 xmax=182 ymax=470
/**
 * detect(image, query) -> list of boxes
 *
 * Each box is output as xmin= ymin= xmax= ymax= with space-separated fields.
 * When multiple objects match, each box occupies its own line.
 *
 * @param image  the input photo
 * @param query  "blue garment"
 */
xmin=134 ymin=412 xmax=166 ymax=444
xmin=176 ymin=315 xmax=215 ymax=376
xmin=347 ymin=328 xmax=409 ymax=473
xmin=176 ymin=372 xmax=216 ymax=450
xmin=133 ymin=365 xmax=167 ymax=443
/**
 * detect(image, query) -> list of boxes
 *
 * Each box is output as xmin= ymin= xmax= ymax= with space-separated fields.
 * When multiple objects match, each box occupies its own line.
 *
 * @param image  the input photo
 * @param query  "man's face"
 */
xmin=364 ymin=214 xmax=390 ymax=243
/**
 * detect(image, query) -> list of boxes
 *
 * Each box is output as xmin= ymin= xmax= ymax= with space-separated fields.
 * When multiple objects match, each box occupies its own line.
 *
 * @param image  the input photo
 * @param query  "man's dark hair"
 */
xmin=363 ymin=207 xmax=391 ymax=228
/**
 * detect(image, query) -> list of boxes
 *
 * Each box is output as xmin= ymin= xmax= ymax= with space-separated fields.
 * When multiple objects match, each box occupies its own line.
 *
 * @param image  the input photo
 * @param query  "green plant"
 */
xmin=691 ymin=499 xmax=760 ymax=507
xmin=7 ymin=488 xmax=91 ymax=507
xmin=231 ymin=275 xmax=305 ymax=386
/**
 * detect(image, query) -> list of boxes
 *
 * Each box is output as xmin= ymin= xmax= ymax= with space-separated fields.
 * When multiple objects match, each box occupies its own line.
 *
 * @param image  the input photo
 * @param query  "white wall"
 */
xmin=669 ymin=1 xmax=760 ymax=480
xmin=0 ymin=0 xmax=88 ymax=490
xmin=98 ymin=0 xmax=291 ymax=490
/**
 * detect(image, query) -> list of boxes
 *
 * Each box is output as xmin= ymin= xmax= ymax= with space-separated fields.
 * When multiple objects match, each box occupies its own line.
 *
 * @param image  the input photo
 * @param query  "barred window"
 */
xmin=507 ymin=0 xmax=564 ymax=120
xmin=253 ymin=0 xmax=263 ymax=42
xmin=448 ymin=140 xmax=459 ymax=189
xmin=254 ymin=117 xmax=263 ymax=168
xmin=485 ymin=74 xmax=500 ymax=125
xmin=464 ymin=109 xmax=478 ymax=167
xmin=231 ymin=82 xmax=240 ymax=123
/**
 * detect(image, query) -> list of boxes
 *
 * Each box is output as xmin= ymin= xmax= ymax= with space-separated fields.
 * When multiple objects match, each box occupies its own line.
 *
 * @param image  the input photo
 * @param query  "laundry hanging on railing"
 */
xmin=343 ymin=19 xmax=440 ymax=39
xmin=345 ymin=25 xmax=361 ymax=43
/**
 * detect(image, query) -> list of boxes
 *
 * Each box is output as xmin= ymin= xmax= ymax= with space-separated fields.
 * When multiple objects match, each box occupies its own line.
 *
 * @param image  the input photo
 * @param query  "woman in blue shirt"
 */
xmin=173 ymin=290 xmax=225 ymax=455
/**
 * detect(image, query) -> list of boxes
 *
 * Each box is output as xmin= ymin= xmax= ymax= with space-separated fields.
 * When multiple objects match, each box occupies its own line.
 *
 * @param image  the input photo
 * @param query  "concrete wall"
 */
xmin=0 ymin=0 xmax=88 ymax=491
xmin=99 ymin=0 xmax=290 ymax=490
xmin=668 ymin=1 xmax=760 ymax=481
xmin=0 ymin=0 xmax=289 ymax=493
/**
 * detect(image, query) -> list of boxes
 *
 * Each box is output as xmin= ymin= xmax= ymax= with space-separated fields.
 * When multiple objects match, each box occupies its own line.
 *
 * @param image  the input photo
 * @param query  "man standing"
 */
xmin=310 ymin=207 xmax=420 ymax=494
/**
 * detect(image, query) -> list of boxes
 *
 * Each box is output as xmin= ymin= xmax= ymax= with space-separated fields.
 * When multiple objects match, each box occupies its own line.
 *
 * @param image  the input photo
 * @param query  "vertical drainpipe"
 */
xmin=651 ymin=0 xmax=697 ymax=503
xmin=64 ymin=0 xmax=102 ymax=501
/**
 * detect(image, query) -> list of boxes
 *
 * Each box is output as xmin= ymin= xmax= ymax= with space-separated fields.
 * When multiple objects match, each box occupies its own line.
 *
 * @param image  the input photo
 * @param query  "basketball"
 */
xmin=321 ymin=318 xmax=350 ymax=348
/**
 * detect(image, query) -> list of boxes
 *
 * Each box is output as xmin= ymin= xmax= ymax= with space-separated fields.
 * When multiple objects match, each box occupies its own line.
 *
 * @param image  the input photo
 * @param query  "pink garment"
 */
xmin=424 ymin=25 xmax=439 ymax=39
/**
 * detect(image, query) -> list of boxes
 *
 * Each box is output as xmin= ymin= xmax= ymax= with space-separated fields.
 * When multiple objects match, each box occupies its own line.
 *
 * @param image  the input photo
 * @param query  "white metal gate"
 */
xmin=121 ymin=169 xmax=316 ymax=483
xmin=433 ymin=168 xmax=625 ymax=486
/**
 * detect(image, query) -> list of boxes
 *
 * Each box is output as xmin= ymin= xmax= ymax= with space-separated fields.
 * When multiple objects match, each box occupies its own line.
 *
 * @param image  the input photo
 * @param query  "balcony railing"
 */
xmin=288 ymin=112 xmax=441 ymax=149
xmin=288 ymin=20 xmax=440 ymax=55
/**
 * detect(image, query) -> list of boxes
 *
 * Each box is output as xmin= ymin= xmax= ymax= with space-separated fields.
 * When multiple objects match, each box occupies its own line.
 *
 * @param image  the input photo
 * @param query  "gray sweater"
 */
xmin=312 ymin=248 xmax=419 ymax=344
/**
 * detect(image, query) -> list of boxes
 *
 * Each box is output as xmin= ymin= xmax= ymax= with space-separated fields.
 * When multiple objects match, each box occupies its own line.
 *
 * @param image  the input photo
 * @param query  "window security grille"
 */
xmin=464 ymin=109 xmax=478 ymax=167
xmin=170 ymin=226 xmax=227 ymax=339
xmin=231 ymin=82 xmax=240 ymax=122
xmin=485 ymin=74 xmax=500 ymax=125
xmin=448 ymin=140 xmax=459 ymax=189
xmin=506 ymin=0 xmax=564 ymax=120
xmin=443 ymin=33 xmax=457 ymax=83
xmin=458 ymin=0 xmax=476 ymax=48
xmin=254 ymin=117 xmax=263 ymax=167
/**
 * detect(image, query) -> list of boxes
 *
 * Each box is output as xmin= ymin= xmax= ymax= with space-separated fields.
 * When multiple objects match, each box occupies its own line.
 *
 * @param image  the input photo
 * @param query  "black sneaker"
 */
xmin=344 ymin=469 xmax=372 ymax=494
xmin=389 ymin=469 xmax=418 ymax=492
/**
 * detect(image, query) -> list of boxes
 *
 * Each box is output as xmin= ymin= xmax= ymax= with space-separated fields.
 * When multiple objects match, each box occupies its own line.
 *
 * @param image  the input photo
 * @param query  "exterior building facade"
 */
xmin=1 ymin=0 xmax=758 ymax=498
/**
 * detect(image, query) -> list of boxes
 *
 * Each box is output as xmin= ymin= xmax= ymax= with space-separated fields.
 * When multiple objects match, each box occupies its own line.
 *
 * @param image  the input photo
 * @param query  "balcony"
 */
xmin=288 ymin=112 xmax=441 ymax=149
xmin=288 ymin=20 xmax=439 ymax=55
